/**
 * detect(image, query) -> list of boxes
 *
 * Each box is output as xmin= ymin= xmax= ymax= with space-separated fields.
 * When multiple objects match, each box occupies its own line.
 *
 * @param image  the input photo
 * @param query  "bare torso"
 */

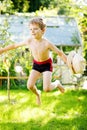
xmin=28 ymin=38 xmax=50 ymax=61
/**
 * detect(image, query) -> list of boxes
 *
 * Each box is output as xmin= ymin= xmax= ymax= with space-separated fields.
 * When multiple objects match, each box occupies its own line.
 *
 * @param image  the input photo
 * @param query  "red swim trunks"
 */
xmin=32 ymin=58 xmax=53 ymax=73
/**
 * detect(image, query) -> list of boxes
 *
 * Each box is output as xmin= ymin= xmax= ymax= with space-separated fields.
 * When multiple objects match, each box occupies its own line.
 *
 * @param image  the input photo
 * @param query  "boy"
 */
xmin=0 ymin=17 xmax=67 ymax=105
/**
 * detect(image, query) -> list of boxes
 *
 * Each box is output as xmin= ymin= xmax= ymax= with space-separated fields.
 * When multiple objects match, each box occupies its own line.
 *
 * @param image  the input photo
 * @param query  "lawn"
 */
xmin=0 ymin=88 xmax=87 ymax=130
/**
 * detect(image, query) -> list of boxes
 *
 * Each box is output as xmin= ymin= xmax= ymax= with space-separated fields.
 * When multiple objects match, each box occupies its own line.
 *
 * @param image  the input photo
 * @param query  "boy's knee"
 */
xmin=27 ymin=83 xmax=33 ymax=90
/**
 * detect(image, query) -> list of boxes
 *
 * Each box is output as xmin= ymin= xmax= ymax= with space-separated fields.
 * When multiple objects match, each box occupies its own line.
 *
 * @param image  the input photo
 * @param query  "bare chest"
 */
xmin=31 ymin=43 xmax=47 ymax=54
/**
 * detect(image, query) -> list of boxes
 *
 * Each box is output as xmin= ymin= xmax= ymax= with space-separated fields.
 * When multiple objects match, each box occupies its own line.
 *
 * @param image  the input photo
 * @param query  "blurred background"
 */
xmin=0 ymin=0 xmax=87 ymax=89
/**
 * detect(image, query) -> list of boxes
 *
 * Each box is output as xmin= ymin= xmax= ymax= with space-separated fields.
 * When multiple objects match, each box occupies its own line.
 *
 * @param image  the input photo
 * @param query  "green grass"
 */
xmin=0 ymin=88 xmax=87 ymax=130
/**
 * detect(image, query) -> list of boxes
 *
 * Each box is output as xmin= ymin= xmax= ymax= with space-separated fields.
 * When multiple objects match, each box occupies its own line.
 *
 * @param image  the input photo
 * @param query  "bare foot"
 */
xmin=36 ymin=90 xmax=41 ymax=105
xmin=57 ymin=84 xmax=65 ymax=93
xmin=55 ymin=80 xmax=65 ymax=93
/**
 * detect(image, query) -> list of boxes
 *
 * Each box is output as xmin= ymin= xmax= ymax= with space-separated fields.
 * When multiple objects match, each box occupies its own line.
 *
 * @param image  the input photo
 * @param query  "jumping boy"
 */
xmin=0 ymin=17 xmax=68 ymax=105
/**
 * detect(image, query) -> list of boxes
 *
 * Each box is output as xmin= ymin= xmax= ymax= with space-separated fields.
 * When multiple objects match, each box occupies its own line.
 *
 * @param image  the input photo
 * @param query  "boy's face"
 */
xmin=29 ymin=23 xmax=45 ymax=39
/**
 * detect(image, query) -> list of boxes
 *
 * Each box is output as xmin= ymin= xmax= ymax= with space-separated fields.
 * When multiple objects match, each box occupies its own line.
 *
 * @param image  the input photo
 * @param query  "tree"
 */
xmin=0 ymin=0 xmax=14 ymax=14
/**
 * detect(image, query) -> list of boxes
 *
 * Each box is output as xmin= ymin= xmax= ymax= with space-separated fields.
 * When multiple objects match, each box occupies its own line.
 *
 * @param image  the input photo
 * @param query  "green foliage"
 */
xmin=71 ymin=31 xmax=80 ymax=44
xmin=0 ymin=16 xmax=13 ymax=75
xmin=79 ymin=15 xmax=87 ymax=61
xmin=0 ymin=0 xmax=14 ymax=14
xmin=0 ymin=0 xmax=73 ymax=14
xmin=22 ymin=0 xmax=30 ymax=13
xmin=56 ymin=0 xmax=72 ymax=15
xmin=12 ymin=0 xmax=30 ymax=13
xmin=0 ymin=17 xmax=32 ymax=88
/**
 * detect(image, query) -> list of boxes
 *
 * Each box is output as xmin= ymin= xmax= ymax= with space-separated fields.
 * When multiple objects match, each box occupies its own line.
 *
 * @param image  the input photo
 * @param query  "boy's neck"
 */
xmin=34 ymin=37 xmax=43 ymax=42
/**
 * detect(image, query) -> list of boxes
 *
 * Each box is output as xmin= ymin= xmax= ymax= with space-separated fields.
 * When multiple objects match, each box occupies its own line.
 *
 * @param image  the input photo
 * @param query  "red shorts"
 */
xmin=32 ymin=58 xmax=53 ymax=73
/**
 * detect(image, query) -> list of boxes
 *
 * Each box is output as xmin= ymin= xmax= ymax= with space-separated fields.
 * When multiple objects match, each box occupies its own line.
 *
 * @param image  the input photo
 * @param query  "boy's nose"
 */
xmin=32 ymin=30 xmax=35 ymax=33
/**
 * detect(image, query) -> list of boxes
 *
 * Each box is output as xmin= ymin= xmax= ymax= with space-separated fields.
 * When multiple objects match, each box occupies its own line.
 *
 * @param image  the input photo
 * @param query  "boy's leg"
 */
xmin=43 ymin=71 xmax=65 ymax=93
xmin=27 ymin=70 xmax=41 ymax=105
xmin=53 ymin=80 xmax=65 ymax=93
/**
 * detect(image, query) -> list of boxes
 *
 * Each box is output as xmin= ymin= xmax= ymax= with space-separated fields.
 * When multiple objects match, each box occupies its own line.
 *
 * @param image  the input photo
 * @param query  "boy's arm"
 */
xmin=48 ymin=42 xmax=67 ymax=64
xmin=0 ymin=41 xmax=28 ymax=54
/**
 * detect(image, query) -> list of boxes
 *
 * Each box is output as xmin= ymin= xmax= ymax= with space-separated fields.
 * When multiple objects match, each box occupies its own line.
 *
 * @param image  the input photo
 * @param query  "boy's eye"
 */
xmin=34 ymin=28 xmax=38 ymax=30
xmin=30 ymin=28 xmax=38 ymax=31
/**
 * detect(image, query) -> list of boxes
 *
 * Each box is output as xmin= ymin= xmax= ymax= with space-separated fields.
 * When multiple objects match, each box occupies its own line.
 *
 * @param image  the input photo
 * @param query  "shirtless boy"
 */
xmin=0 ymin=17 xmax=68 ymax=105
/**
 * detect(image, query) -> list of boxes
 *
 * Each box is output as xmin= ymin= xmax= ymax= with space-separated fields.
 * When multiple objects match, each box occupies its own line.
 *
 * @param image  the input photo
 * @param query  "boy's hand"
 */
xmin=67 ymin=51 xmax=76 ymax=74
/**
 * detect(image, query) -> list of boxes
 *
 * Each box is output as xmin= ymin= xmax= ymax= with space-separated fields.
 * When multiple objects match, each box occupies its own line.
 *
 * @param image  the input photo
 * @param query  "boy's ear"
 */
xmin=42 ymin=27 xmax=46 ymax=33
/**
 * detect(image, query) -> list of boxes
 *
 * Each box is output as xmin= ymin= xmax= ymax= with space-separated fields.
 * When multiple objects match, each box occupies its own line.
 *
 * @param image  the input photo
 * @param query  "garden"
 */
xmin=0 ymin=0 xmax=87 ymax=130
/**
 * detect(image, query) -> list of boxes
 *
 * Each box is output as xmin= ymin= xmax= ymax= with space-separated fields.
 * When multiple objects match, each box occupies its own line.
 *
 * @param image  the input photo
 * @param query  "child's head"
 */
xmin=29 ymin=17 xmax=46 ymax=31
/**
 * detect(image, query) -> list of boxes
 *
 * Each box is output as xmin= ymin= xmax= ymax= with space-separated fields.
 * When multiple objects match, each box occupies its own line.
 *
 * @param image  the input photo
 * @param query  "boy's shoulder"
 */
xmin=26 ymin=38 xmax=33 ymax=44
xmin=43 ymin=38 xmax=51 ymax=44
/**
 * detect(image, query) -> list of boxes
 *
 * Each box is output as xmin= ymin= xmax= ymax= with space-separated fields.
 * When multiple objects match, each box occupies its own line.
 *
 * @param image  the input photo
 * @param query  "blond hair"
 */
xmin=29 ymin=17 xmax=46 ymax=30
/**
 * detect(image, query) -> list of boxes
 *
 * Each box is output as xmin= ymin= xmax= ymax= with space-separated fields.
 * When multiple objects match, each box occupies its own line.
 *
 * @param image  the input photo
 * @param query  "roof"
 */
xmin=0 ymin=15 xmax=82 ymax=46
xmin=44 ymin=16 xmax=82 ymax=46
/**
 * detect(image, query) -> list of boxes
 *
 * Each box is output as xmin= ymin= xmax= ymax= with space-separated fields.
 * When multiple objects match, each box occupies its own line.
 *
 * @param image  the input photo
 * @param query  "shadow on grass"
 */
xmin=0 ymin=115 xmax=87 ymax=130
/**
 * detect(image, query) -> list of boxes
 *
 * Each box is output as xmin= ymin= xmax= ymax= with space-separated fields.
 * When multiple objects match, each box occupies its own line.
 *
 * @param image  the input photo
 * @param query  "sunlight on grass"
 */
xmin=52 ymin=91 xmax=61 ymax=96
xmin=0 ymin=89 xmax=87 ymax=130
xmin=18 ymin=96 xmax=29 ymax=103
xmin=77 ymin=96 xmax=85 ymax=101
xmin=0 ymin=95 xmax=7 ymax=102
xmin=62 ymin=107 xmax=82 ymax=119
xmin=12 ymin=96 xmax=59 ymax=123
